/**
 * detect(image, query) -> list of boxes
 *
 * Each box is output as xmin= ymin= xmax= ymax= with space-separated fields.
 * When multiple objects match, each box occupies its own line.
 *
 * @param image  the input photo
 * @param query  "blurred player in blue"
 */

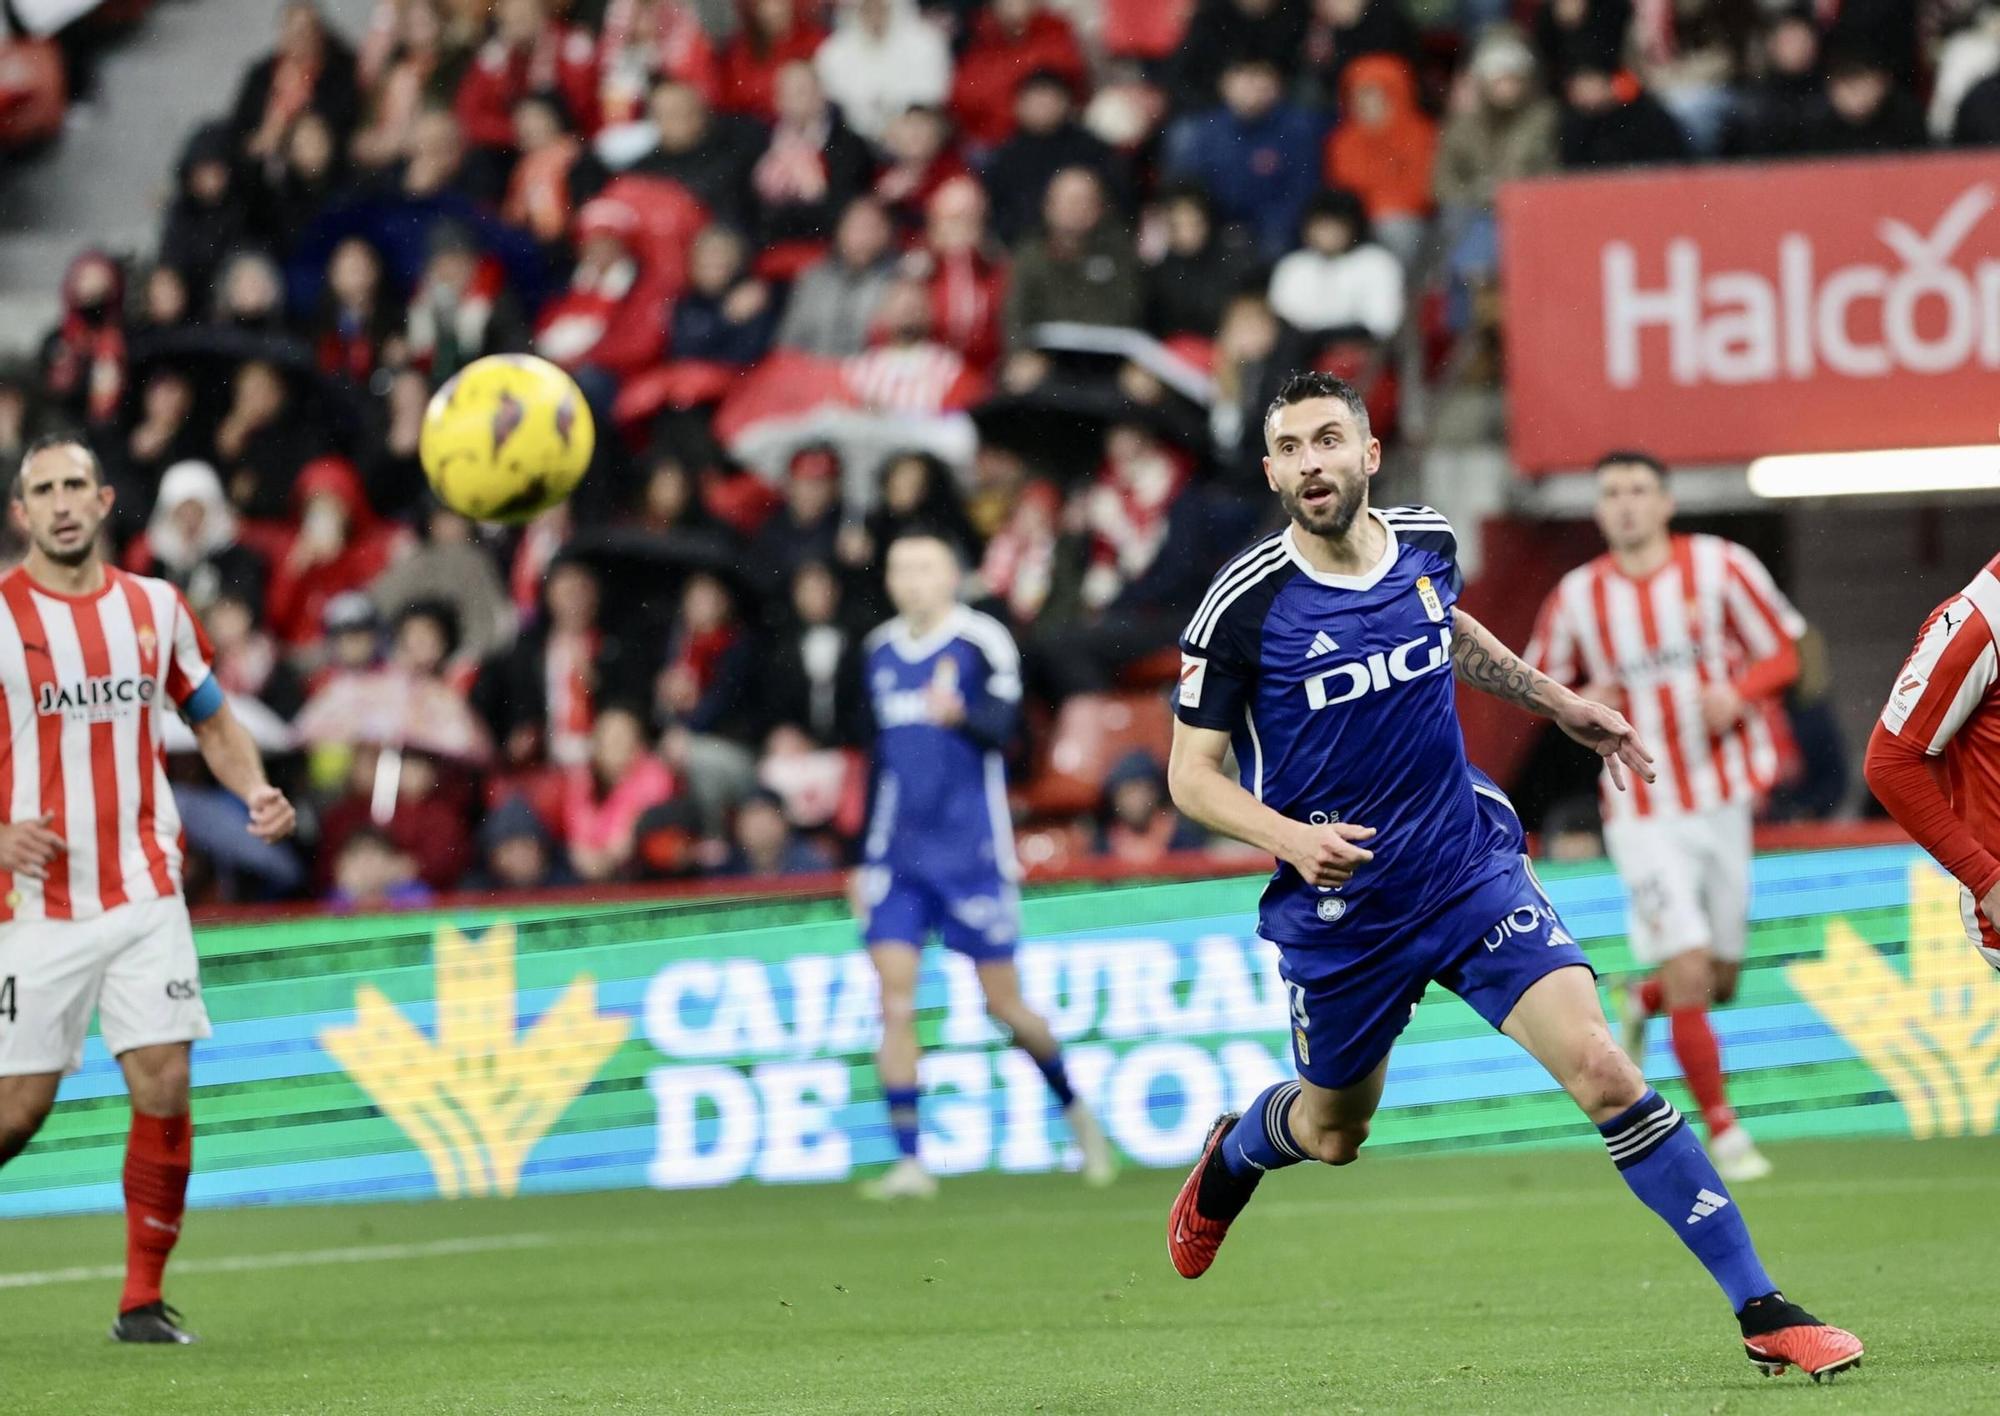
xmin=1164 ymin=373 xmax=1861 ymax=1382
xmin=856 ymin=532 xmax=1116 ymax=1200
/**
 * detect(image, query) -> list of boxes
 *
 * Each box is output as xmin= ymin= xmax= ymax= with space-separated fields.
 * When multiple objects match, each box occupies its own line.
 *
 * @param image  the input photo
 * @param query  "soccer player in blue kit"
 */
xmin=1163 ymin=374 xmax=1863 ymax=1381
xmin=856 ymin=533 xmax=1116 ymax=1200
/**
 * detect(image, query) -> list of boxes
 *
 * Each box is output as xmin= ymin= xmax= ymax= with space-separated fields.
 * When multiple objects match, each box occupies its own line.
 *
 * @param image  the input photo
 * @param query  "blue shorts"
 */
xmin=859 ymin=865 xmax=1018 ymax=962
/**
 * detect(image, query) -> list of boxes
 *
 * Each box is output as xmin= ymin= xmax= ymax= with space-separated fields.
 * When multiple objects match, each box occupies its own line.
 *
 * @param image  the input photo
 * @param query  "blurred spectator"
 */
xmin=135 ymin=264 xmax=194 ymax=338
xmin=266 ymin=456 xmax=414 ymax=649
xmin=1791 ymin=49 xmax=1927 ymax=154
xmin=1556 ymin=64 xmax=1694 ymax=170
xmin=253 ymin=111 xmax=352 ymax=256
xmin=477 ymin=553 xmax=628 ymax=768
xmin=564 ymin=704 xmax=675 ymax=881
xmin=501 ymin=92 xmax=599 ymax=250
xmin=1720 ymin=9 xmax=1822 ymax=158
xmin=315 ymin=590 xmax=384 ymax=689
xmin=205 ymin=580 xmax=306 ymax=720
xmin=319 ymin=746 xmax=473 ymax=891
xmin=671 ymin=225 xmax=779 ymax=365
xmin=1143 ymin=183 xmax=1257 ymax=341
xmin=1095 ymin=751 xmax=1206 ymax=863
xmin=352 ymin=0 xmax=467 ymax=171
xmin=775 ymin=196 xmax=897 ymax=356
xmin=720 ymin=0 xmax=829 ymax=122
xmin=902 ymin=176 xmax=1006 ymax=372
xmin=231 ymin=1 xmax=361 ymax=166
xmin=1825 ymin=0 xmax=1919 ymax=91
xmin=813 ymin=0 xmax=953 ymax=146
xmin=1076 ymin=420 xmax=1192 ymax=616
xmin=215 ymin=361 xmax=320 ymax=520
xmin=112 ymin=372 xmax=204 ymax=509
xmin=315 ymin=237 xmax=403 ymax=384
xmin=1002 ymin=166 xmax=1141 ymax=376
xmin=1955 ymin=66 xmax=2000 ymax=143
xmin=720 ymin=788 xmax=833 ymax=875
xmin=214 ymin=250 xmax=290 ymax=333
xmin=329 ymin=825 xmax=433 ymax=910
xmin=370 ymin=504 xmax=516 ymax=674
xmin=984 ymin=68 xmax=1124 ymax=245
xmin=1531 ymin=0 xmax=1632 ymax=92
xmin=1324 ymin=55 xmax=1435 ymax=272
xmin=874 ymin=105 xmax=971 ymax=237
xmin=758 ymin=559 xmax=866 ymax=744
xmin=951 ymin=0 xmax=1089 ymax=151
xmin=1434 ymin=29 xmax=1559 ymax=213
xmin=750 ymin=444 xmax=846 ymax=585
xmin=631 ymin=80 xmax=763 ymax=227
xmin=1163 ymin=55 xmax=1324 ymax=259
xmin=1209 ymin=291 xmax=1310 ymax=467
xmin=653 ymin=570 xmax=755 ymax=736
xmin=978 ymin=476 xmax=1067 ymax=623
xmin=1164 ymin=0 xmax=1311 ymax=110
xmin=535 ymin=196 xmax=671 ymax=384
xmin=1302 ymin=0 xmax=1421 ymax=104
xmin=126 ymin=461 xmax=269 ymax=614
xmin=1635 ymin=0 xmax=1756 ymax=154
xmin=394 ymin=107 xmax=484 ymax=205
xmin=454 ymin=0 xmax=601 ymax=151
xmin=1267 ymin=188 xmax=1405 ymax=341
xmin=598 ymin=0 xmax=720 ymax=130
xmin=464 ymin=794 xmax=577 ymax=891
xmin=753 ymin=61 xmax=876 ymax=247
xmin=386 ymin=598 xmax=461 ymax=681
xmin=853 ymin=450 xmax=978 ymax=593
xmin=1935 ymin=2 xmax=2000 ymax=140
xmin=160 ymin=123 xmax=250 ymax=303
xmin=39 ymin=251 xmax=126 ymax=428
xmin=405 ymin=223 xmax=528 ymax=380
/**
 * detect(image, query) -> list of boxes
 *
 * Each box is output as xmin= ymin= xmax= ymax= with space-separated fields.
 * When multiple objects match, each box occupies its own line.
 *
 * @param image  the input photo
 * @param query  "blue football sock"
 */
xmin=1221 ymin=1080 xmax=1309 ymax=1181
xmin=1031 ymin=1051 xmax=1077 ymax=1108
xmin=1599 ymin=1089 xmax=1775 ymax=1310
xmin=883 ymin=1085 xmax=920 ymax=1161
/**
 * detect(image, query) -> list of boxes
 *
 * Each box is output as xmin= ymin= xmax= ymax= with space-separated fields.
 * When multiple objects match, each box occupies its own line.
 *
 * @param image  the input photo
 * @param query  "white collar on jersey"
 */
xmin=881 ymin=604 xmax=966 ymax=662
xmin=1282 ymin=511 xmax=1399 ymax=591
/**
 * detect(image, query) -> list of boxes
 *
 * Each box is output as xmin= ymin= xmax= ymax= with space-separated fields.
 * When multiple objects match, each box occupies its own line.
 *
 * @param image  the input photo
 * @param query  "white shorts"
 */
xmin=0 ymin=896 xmax=212 ymax=1077
xmin=1603 ymin=801 xmax=1753 ymax=967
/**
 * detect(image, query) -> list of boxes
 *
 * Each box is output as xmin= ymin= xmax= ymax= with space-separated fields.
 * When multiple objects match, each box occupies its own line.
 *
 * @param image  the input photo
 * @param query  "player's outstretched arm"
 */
xmin=1166 ymin=720 xmax=1375 ymax=886
xmin=189 ymin=698 xmax=298 ymax=843
xmin=1451 ymin=610 xmax=1657 ymax=792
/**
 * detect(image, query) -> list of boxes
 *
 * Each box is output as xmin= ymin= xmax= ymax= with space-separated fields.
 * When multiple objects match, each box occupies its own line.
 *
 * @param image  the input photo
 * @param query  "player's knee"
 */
xmin=880 ymin=992 xmax=918 ymax=1032
xmin=1302 ymin=1120 xmax=1369 ymax=1166
xmin=1570 ymin=1041 xmax=1645 ymax=1116
xmin=0 ymin=1099 xmax=52 ymax=1162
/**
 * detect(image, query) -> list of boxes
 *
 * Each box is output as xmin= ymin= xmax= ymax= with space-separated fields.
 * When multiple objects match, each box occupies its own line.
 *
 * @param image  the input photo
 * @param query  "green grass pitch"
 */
xmin=4 ymin=1136 xmax=1995 ymax=1414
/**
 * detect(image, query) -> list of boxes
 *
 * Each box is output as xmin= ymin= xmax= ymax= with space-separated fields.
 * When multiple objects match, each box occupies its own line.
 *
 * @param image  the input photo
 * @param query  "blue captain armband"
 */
xmin=181 ymin=674 xmax=224 ymax=725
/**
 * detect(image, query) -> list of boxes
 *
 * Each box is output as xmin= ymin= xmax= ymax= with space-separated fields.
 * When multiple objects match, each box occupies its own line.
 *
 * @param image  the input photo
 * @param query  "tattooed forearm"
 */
xmin=1450 ymin=613 xmax=1563 ymax=717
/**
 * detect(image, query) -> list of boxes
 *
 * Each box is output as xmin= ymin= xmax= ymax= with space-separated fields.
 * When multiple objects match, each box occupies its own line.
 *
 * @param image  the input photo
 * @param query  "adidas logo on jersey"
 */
xmin=1305 ymin=631 xmax=1339 ymax=659
xmin=1685 ymin=1188 xmax=1729 ymax=1225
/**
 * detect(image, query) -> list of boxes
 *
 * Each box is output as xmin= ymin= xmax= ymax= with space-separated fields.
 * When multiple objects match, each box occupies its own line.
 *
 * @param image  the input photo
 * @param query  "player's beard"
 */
xmin=1279 ymin=466 xmax=1367 ymax=542
xmin=35 ymin=524 xmax=99 ymax=568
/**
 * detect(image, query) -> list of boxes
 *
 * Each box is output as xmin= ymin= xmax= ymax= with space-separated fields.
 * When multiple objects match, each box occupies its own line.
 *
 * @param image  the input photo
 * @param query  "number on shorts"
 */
xmin=0 ymin=975 xmax=14 ymax=1023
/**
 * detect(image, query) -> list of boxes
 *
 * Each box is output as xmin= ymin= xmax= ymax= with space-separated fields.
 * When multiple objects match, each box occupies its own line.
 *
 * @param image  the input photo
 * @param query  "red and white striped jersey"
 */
xmin=1528 ymin=534 xmax=1805 ymax=822
xmin=1876 ymin=551 xmax=2000 ymax=860
xmin=0 ymin=566 xmax=215 ymax=922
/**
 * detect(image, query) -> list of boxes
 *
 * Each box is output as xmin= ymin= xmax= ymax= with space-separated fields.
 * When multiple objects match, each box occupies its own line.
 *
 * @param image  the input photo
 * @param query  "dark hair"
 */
xmin=1303 ymin=187 xmax=1371 ymax=246
xmin=13 ymin=432 xmax=104 ymax=500
xmin=1263 ymin=371 xmax=1369 ymax=442
xmin=395 ymin=597 xmax=461 ymax=660
xmin=1593 ymin=449 xmax=1668 ymax=483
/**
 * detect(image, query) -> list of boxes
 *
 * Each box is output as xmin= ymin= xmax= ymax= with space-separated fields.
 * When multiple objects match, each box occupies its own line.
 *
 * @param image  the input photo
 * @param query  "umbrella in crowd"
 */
xmin=292 ymin=669 xmax=494 ymax=765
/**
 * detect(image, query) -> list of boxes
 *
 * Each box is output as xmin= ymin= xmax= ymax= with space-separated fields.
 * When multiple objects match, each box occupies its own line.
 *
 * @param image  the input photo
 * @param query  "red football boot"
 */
xmin=1739 ymin=1294 xmax=1864 ymax=1382
xmin=1168 ymin=1112 xmax=1258 ymax=1279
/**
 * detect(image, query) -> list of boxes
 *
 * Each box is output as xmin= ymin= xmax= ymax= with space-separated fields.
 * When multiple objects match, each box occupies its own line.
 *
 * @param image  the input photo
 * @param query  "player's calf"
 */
xmin=0 ymin=1074 xmax=59 ymax=1167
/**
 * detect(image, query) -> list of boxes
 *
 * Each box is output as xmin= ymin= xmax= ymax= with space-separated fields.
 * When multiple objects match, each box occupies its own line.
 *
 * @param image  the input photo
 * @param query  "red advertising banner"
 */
xmin=1498 ymin=152 xmax=2000 ymax=472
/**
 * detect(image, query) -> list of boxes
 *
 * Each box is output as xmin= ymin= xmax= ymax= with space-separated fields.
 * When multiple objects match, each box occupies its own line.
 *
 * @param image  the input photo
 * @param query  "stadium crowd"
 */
xmin=0 ymin=0 xmax=1966 ymax=908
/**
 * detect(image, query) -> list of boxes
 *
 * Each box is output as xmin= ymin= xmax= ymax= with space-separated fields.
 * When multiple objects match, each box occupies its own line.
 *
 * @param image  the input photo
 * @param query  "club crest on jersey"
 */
xmin=136 ymin=624 xmax=157 ymax=668
xmin=37 ymin=676 xmax=157 ymax=720
xmin=1317 ymin=897 xmax=1347 ymax=922
xmin=1415 ymin=575 xmax=1445 ymax=622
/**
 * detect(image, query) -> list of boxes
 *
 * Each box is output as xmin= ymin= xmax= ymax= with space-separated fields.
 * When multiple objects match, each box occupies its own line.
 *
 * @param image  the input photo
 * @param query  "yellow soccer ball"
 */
xmin=419 ymin=354 xmax=595 ymax=523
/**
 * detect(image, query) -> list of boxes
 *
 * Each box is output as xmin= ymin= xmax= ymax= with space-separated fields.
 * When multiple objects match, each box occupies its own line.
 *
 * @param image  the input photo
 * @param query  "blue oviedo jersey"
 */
xmin=861 ymin=606 xmax=1022 ymax=883
xmin=1175 ymin=506 xmax=1512 ymax=960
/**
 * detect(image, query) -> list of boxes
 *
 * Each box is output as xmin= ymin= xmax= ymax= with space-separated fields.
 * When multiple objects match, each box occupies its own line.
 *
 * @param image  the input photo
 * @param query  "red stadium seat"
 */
xmin=1020 ymin=691 xmax=1173 ymax=818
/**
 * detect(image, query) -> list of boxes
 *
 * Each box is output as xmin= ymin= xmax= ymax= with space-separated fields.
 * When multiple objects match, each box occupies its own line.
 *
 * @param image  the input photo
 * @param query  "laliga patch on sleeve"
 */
xmin=1179 ymin=654 xmax=1207 ymax=707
